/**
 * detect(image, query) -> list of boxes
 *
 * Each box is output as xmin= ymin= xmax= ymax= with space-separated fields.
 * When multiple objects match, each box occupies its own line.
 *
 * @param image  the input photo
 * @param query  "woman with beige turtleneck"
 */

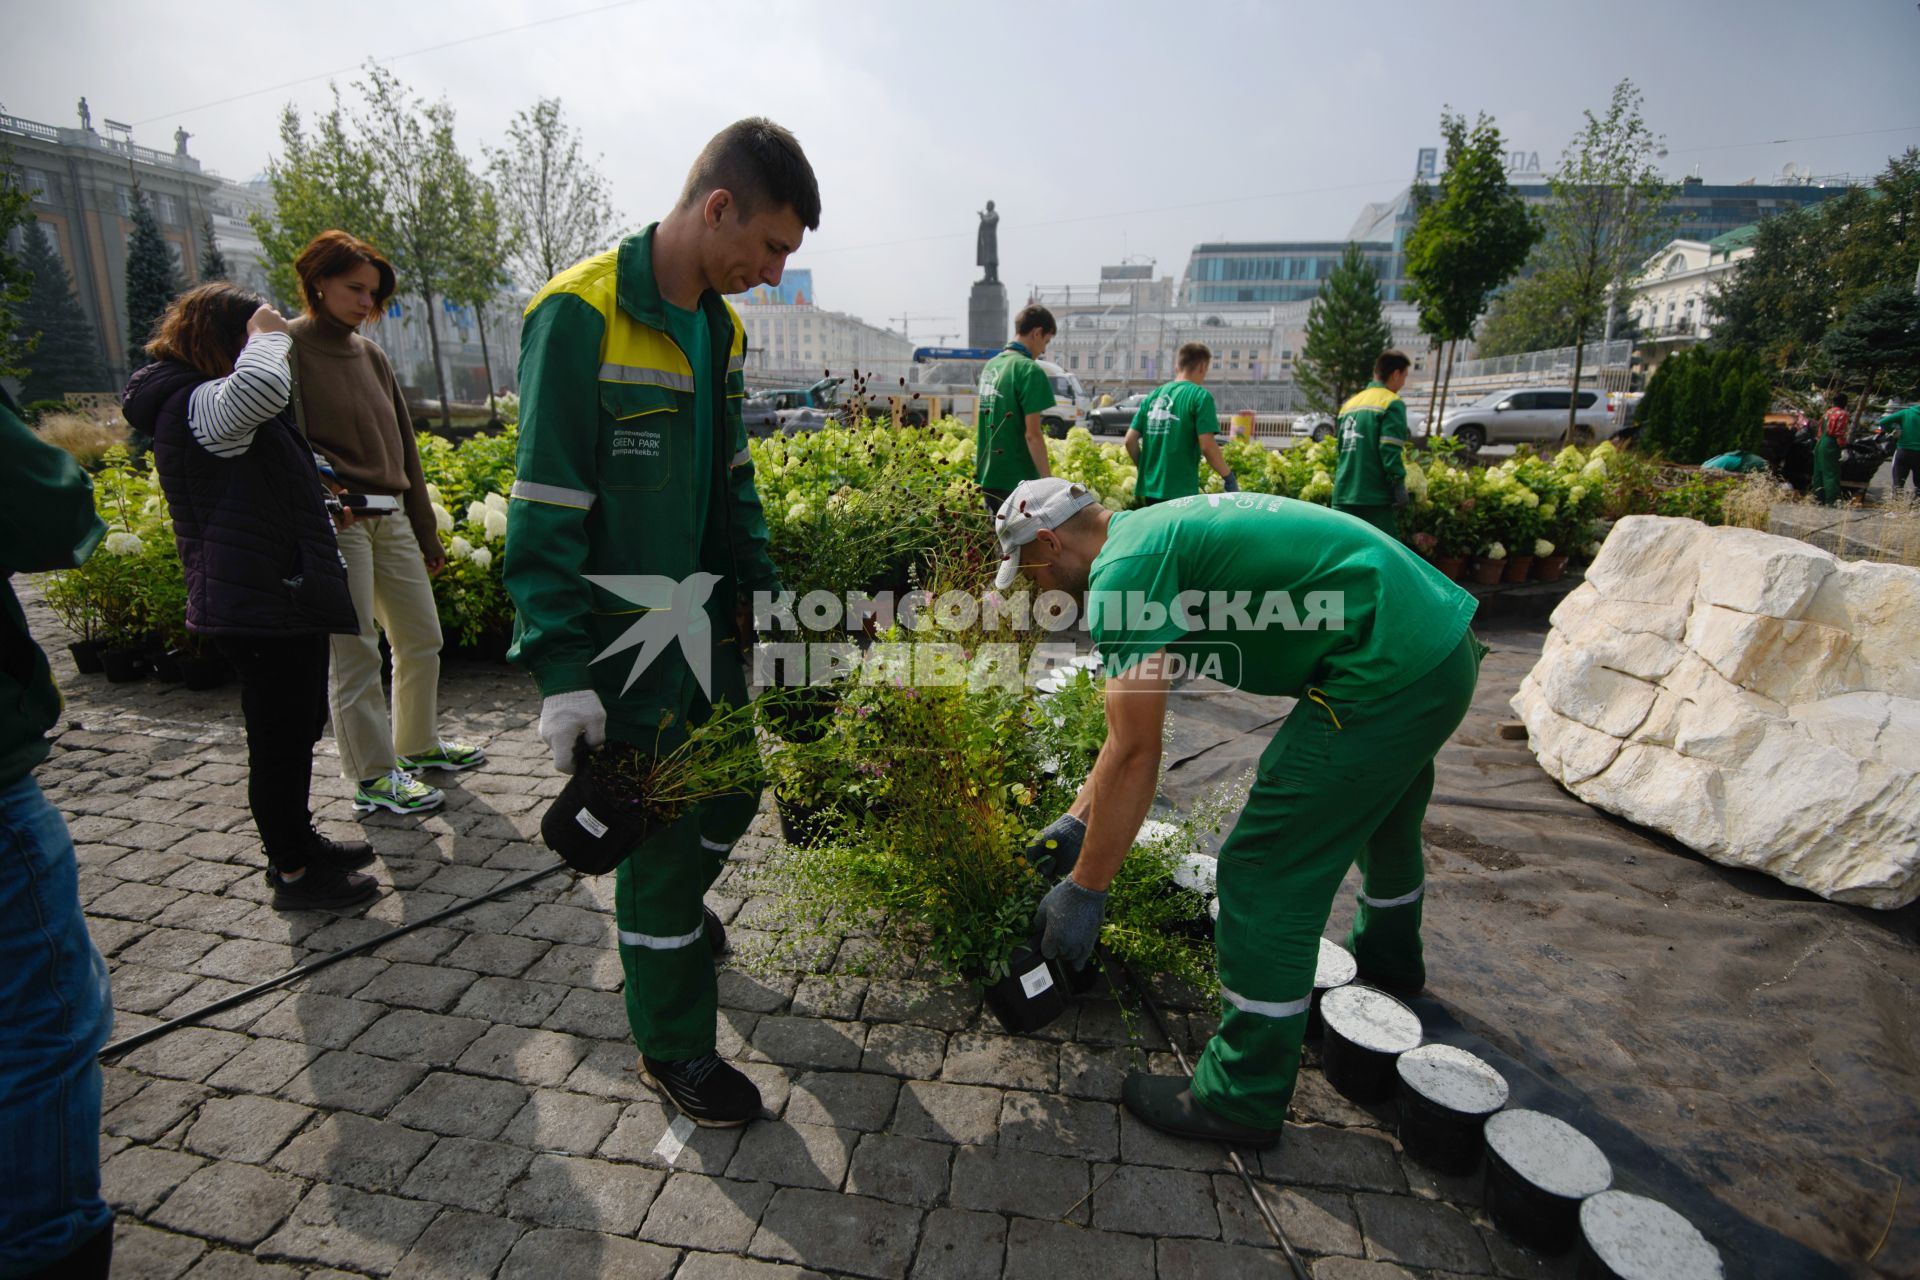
xmin=288 ymin=230 xmax=485 ymax=816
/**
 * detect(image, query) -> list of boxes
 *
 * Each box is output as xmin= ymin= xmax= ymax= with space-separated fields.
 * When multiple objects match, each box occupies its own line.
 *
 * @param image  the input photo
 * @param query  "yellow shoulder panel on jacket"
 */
xmin=1338 ymin=386 xmax=1399 ymax=416
xmin=525 ymin=249 xmax=619 ymax=317
xmin=722 ymin=299 xmax=747 ymax=357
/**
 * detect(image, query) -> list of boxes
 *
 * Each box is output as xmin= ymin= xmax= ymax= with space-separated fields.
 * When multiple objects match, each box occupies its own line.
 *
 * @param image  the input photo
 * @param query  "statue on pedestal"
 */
xmin=976 ymin=200 xmax=1000 ymax=285
xmin=77 ymin=97 xmax=92 ymax=131
xmin=174 ymin=127 xmax=192 ymax=156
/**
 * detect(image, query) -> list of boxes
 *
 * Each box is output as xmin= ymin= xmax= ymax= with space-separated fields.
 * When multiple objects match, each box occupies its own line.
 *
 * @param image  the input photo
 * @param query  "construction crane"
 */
xmin=890 ymin=314 xmax=954 ymax=342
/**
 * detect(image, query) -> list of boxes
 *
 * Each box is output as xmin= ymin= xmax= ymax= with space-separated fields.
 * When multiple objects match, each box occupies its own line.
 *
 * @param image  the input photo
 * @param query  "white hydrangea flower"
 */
xmin=482 ymin=509 xmax=508 ymax=540
xmin=1484 ymin=541 xmax=1507 ymax=560
xmin=469 ymin=546 xmax=493 ymax=571
xmin=102 ymin=531 xmax=145 ymax=556
xmin=786 ymin=502 xmax=808 ymax=522
xmin=1585 ymin=540 xmax=1603 ymax=557
xmin=449 ymin=535 xmax=474 ymax=560
xmin=465 ymin=501 xmax=488 ymax=527
xmin=431 ymin=504 xmax=454 ymax=534
xmin=426 ymin=483 xmax=443 ymax=502
xmin=1534 ymin=539 xmax=1556 ymax=558
xmin=483 ymin=491 xmax=508 ymax=514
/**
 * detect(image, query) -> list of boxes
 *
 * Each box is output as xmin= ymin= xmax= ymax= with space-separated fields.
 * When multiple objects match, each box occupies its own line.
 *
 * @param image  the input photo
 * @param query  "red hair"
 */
xmin=294 ymin=230 xmax=397 ymax=316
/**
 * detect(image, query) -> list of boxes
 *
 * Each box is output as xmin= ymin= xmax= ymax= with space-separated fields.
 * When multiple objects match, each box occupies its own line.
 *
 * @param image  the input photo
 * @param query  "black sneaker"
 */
xmin=640 ymin=1051 xmax=763 ymax=1127
xmin=306 ymin=830 xmax=376 ymax=871
xmin=1122 ymin=1071 xmax=1280 ymax=1149
xmin=704 ymin=905 xmax=729 ymax=957
xmin=268 ymin=862 xmax=380 ymax=911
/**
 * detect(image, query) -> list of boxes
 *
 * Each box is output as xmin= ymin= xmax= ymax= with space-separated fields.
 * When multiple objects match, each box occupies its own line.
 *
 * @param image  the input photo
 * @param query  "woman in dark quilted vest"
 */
xmin=123 ymin=284 xmax=379 ymax=911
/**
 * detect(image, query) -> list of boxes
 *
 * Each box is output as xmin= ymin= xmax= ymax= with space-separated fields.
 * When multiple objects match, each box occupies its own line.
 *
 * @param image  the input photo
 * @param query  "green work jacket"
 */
xmin=1332 ymin=381 xmax=1409 ymax=507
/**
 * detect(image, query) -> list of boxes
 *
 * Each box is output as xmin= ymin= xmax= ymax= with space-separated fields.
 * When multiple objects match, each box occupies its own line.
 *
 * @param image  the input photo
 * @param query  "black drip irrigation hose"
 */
xmin=1110 ymin=955 xmax=1312 ymax=1280
xmin=98 ymin=859 xmax=573 ymax=1062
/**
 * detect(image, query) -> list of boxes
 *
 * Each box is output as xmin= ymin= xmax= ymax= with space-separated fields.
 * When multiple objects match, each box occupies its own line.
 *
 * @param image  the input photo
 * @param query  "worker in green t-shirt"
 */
xmin=1332 ymin=350 xmax=1413 ymax=536
xmin=992 ymin=477 xmax=1481 ymax=1148
xmin=975 ymin=306 xmax=1059 ymax=514
xmin=1125 ymin=342 xmax=1236 ymax=504
xmin=1875 ymin=402 xmax=1920 ymax=497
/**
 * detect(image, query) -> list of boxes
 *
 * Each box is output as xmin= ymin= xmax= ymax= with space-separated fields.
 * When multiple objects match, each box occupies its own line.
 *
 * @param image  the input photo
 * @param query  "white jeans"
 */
xmin=328 ymin=515 xmax=445 ymax=782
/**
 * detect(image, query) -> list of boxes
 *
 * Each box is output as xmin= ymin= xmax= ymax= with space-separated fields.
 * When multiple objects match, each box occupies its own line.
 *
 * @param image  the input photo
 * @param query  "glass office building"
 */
xmin=1184 ymin=242 xmax=1402 ymax=305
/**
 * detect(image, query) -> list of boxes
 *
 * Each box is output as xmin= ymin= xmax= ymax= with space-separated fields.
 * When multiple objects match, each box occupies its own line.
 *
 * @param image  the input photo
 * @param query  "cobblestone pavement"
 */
xmin=29 ymin=594 xmax=1578 ymax=1280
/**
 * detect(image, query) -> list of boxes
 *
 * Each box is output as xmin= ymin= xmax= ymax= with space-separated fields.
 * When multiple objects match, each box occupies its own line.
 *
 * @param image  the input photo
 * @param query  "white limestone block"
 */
xmin=1583 ymin=515 xmax=1711 ymax=607
xmin=1693 ymin=526 xmax=1836 ymax=619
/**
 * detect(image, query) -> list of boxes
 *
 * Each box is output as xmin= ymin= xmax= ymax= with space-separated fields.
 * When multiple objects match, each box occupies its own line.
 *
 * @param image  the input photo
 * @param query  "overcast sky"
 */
xmin=6 ymin=0 xmax=1917 ymax=336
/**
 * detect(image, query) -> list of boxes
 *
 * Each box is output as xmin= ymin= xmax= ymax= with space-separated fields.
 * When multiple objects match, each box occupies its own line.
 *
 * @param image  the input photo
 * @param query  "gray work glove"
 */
xmin=1392 ymin=481 xmax=1410 ymax=508
xmin=540 ymin=690 xmax=607 ymax=774
xmin=1035 ymin=878 xmax=1108 ymax=970
xmin=1222 ymin=472 xmax=1240 ymax=493
xmin=1025 ymin=814 xmax=1086 ymax=880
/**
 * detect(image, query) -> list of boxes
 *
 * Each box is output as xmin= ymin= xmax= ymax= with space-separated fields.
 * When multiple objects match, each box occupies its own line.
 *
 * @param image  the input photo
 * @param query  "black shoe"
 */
xmin=268 ymin=862 xmax=380 ymax=911
xmin=1355 ymin=971 xmax=1426 ymax=1001
xmin=1122 ymin=1072 xmax=1281 ymax=1149
xmin=306 ymin=830 xmax=376 ymax=871
xmin=640 ymin=1051 xmax=763 ymax=1127
xmin=704 ymin=905 xmax=729 ymax=957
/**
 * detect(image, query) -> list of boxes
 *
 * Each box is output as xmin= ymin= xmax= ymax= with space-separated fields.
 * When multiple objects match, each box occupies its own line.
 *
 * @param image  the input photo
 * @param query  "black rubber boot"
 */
xmin=640 ymin=1052 xmax=763 ymax=1127
xmin=1122 ymin=1072 xmax=1281 ymax=1149
xmin=704 ymin=905 xmax=729 ymax=957
xmin=26 ymin=1220 xmax=112 ymax=1279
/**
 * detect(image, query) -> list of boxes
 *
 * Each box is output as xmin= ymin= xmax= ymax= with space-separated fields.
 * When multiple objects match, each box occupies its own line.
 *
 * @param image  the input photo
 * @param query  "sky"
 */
xmin=5 ymin=0 xmax=1918 ymax=337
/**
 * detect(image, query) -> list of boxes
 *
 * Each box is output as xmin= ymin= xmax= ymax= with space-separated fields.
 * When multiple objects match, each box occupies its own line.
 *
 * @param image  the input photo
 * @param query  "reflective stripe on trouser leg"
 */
xmin=1343 ymin=757 xmax=1433 ymax=992
xmin=615 ymin=811 xmax=728 ymax=1060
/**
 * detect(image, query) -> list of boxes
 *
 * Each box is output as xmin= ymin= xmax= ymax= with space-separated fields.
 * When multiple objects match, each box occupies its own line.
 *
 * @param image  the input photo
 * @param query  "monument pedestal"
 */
xmin=969 ymin=281 xmax=1008 ymax=350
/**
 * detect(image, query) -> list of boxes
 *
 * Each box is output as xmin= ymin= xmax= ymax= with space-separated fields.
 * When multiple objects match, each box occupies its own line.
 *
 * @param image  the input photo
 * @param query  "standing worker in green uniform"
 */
xmin=1125 ymin=342 xmax=1237 ymax=504
xmin=1812 ymin=392 xmax=1849 ymax=506
xmin=504 ymin=119 xmax=818 ymax=1128
xmin=1875 ymin=401 xmax=1920 ymax=499
xmin=993 ymin=477 xmax=1480 ymax=1147
xmin=975 ymin=306 xmax=1058 ymax=514
xmin=1332 ymin=350 xmax=1413 ymax=536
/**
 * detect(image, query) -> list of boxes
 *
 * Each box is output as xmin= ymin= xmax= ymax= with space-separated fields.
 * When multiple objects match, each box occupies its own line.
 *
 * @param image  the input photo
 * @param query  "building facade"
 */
xmin=731 ymin=291 xmax=916 ymax=388
xmin=1182 ymin=242 xmax=1405 ymax=306
xmin=1625 ymin=225 xmax=1757 ymax=342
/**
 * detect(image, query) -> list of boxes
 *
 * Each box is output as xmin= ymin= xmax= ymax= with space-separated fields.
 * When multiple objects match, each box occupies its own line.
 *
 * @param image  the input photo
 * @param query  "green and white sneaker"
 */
xmin=396 ymin=740 xmax=487 ymax=773
xmin=353 ymin=768 xmax=445 ymax=815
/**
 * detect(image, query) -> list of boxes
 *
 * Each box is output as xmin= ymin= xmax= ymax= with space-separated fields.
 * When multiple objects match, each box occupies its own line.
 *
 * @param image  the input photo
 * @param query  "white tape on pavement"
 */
xmin=653 ymin=1114 xmax=696 ymax=1164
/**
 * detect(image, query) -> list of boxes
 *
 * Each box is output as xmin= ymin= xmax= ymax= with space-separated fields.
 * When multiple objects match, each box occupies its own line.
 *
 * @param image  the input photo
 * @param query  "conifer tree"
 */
xmin=14 ymin=220 xmax=107 ymax=402
xmin=1296 ymin=243 xmax=1392 ymax=414
xmin=199 ymin=214 xmax=229 ymax=282
xmin=124 ymin=183 xmax=180 ymax=371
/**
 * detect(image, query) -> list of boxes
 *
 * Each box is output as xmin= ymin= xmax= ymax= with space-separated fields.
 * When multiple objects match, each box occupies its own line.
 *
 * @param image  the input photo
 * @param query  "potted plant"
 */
xmin=1472 ymin=541 xmax=1508 ymax=586
xmin=40 ymin=570 xmax=108 ymax=673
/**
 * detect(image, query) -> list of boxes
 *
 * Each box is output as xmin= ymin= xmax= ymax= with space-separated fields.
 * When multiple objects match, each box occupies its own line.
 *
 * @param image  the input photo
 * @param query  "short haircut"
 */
xmin=294 ymin=230 xmax=397 ymax=317
xmin=1014 ymin=305 xmax=1056 ymax=338
xmin=1832 ymin=392 xmax=1849 ymax=409
xmin=146 ymin=282 xmax=267 ymax=378
xmin=1375 ymin=349 xmax=1412 ymax=380
xmin=679 ymin=117 xmax=821 ymax=231
xmin=1177 ymin=342 xmax=1211 ymax=372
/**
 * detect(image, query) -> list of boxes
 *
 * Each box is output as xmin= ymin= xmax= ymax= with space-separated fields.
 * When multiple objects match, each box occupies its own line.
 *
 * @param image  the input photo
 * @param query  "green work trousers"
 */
xmin=1334 ymin=503 xmax=1400 ymax=538
xmin=612 ymin=651 xmax=762 ymax=1061
xmin=1190 ymin=632 xmax=1482 ymax=1129
xmin=1811 ymin=434 xmax=1841 ymax=506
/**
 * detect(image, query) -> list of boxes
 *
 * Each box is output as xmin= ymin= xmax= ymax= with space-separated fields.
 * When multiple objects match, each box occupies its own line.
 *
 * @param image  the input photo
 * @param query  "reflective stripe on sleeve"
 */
xmin=699 ymin=837 xmax=734 ymax=853
xmin=727 ymin=355 xmax=745 ymax=373
xmin=511 ymin=480 xmax=596 ymax=510
xmin=1358 ymin=883 xmax=1425 ymax=909
xmin=618 ymin=925 xmax=705 ymax=950
xmin=600 ymin=363 xmax=695 ymax=392
xmin=1219 ymin=985 xmax=1311 ymax=1020
xmin=729 ymin=448 xmax=751 ymax=468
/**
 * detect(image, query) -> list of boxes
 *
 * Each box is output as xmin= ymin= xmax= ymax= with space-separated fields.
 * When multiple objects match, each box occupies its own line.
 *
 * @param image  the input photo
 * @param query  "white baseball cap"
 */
xmin=992 ymin=478 xmax=1100 ymax=589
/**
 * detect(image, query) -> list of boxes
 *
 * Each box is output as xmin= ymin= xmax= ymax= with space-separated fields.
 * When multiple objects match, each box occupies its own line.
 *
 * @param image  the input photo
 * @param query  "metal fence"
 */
xmin=1443 ymin=339 xmax=1633 ymax=384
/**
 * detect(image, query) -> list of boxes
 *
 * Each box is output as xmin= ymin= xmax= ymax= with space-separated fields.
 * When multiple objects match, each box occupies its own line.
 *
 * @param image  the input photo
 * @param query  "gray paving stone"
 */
xmin=751 ymin=1186 xmax=921 ymax=1280
xmin=638 ymin=1172 xmax=775 ymax=1251
xmin=117 ymin=1026 xmax=249 ymax=1082
xmin=1001 ymin=1217 xmax=1154 ymax=1280
xmin=999 ymin=1091 xmax=1119 ymax=1160
xmin=725 ymin=1119 xmax=856 ymax=1190
xmin=1218 ymin=1176 xmax=1364 ymax=1257
xmin=564 ymin=1039 xmax=658 ymax=1103
xmin=909 ymin=1207 xmax=1006 ymax=1280
xmin=893 ymin=1081 xmax=1003 ymax=1146
xmin=390 ymin=1071 xmax=532 ymax=1140
xmin=500 ymin=1087 xmax=621 ymax=1154
xmin=178 ymin=1250 xmax=305 ymax=1279
xmin=400 ymin=1136 xmax=533 ymax=1212
xmin=785 ymin=1070 xmax=900 ymax=1132
xmin=511 ymin=902 xmax=614 ymax=945
xmin=159 ymin=859 xmax=251 ymax=896
xmin=443 ymin=930 xmax=550 ymax=976
xmin=948 ymin=1146 xmax=1090 ymax=1220
xmin=277 ymin=1048 xmax=427 ymax=1115
xmin=1117 ymin=1105 xmax=1237 ymax=1173
xmin=543 ymin=986 xmax=630 ymax=1040
xmin=104 ymin=1079 xmax=213 ymax=1140
xmin=1157 ymin=1238 xmax=1297 ymax=1279
xmin=941 ymin=1031 xmax=1056 ymax=1090
xmin=1310 ymin=1260 xmax=1419 ymax=1280
xmin=1056 ymin=1043 xmax=1135 ymax=1102
xmin=87 ymin=914 xmax=145 ymax=957
xmin=1091 ymin=1162 xmax=1220 ymax=1239
xmin=351 ymin=960 xmax=477 ymax=1012
xmin=1261 ymin=1124 xmax=1408 ymax=1193
xmin=862 ymin=1023 xmax=947 ymax=1078
xmin=102 ymin=1144 xmax=209 ymax=1214
xmin=270 ymin=1111 xmax=437 ymax=1193
xmin=522 ymin=940 xmax=623 ymax=988
xmin=150 ymin=1160 xmax=304 ymax=1246
xmin=155 ymin=978 xmax=284 ymax=1033
xmin=182 ymin=1095 xmax=314 ymax=1163
xmin=245 ymin=994 xmax=385 ymax=1050
xmin=751 ymin=1015 xmax=866 ymax=1071
xmin=1292 ymin=1069 xmax=1387 ymax=1128
xmin=370 ymin=923 xmax=465 ymax=965
xmin=202 ymin=1037 xmax=320 ymax=1096
xmin=846 ymin=1133 xmax=950 ymax=1208
xmin=456 ymin=1024 xmax=590 ymax=1085
xmin=497 ymin=1227 xmax=678 ymax=1280
xmin=504 ymin=1152 xmax=666 ymax=1234
xmin=350 ymin=1008 xmax=491 ymax=1066
xmin=388 ymin=1209 xmax=526 ymax=1280
xmin=110 ymin=1220 xmax=207 ymax=1280
xmin=717 ymin=969 xmax=798 ymax=1013
xmin=256 ymin=1182 xmax=440 ymax=1274
xmin=1351 ymin=1193 xmax=1493 ymax=1274
xmin=861 ymin=979 xmax=979 ymax=1031
xmin=452 ymin=974 xmax=571 ymax=1027
xmin=791 ymin=976 xmax=866 ymax=1019
xmin=284 ymin=954 xmax=388 ymax=998
xmin=600 ymin=1098 xmax=745 ymax=1175
xmin=105 ymin=962 xmax=200 ymax=1013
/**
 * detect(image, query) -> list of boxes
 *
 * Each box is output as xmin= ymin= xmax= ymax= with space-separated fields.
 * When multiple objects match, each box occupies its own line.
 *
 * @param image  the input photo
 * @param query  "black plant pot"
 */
xmin=1482 ymin=1109 xmax=1613 ymax=1256
xmin=100 ymin=645 xmax=148 ymax=683
xmin=774 ymin=794 xmax=834 ymax=846
xmin=540 ymin=742 xmax=681 ymax=874
xmin=150 ymin=648 xmax=186 ymax=683
xmin=1394 ymin=1043 xmax=1509 ymax=1176
xmin=1304 ymin=937 xmax=1358 ymax=1043
xmin=1574 ymin=1190 xmax=1722 ymax=1280
xmin=981 ymin=942 xmax=1071 ymax=1035
xmin=1319 ymin=984 xmax=1422 ymax=1104
xmin=180 ymin=654 xmax=231 ymax=691
xmin=68 ymin=640 xmax=107 ymax=674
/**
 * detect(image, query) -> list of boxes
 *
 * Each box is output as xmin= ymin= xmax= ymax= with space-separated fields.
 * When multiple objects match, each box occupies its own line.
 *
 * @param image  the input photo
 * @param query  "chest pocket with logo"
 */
xmin=599 ymin=382 xmax=681 ymax=492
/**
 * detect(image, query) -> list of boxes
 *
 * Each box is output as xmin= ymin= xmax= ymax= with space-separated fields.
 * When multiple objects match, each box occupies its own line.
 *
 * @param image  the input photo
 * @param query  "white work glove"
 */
xmin=540 ymin=690 xmax=607 ymax=774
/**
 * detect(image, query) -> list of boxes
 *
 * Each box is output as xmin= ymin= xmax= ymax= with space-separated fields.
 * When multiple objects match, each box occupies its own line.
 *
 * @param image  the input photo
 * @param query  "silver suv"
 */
xmin=1440 ymin=387 xmax=1614 ymax=451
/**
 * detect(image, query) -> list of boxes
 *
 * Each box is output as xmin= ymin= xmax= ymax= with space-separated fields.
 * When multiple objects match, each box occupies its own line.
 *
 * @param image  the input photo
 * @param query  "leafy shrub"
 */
xmin=1635 ymin=347 xmax=1771 ymax=463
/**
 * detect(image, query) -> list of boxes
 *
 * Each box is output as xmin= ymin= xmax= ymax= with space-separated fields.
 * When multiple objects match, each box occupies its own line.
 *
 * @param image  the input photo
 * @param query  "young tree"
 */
xmin=1296 ymin=243 xmax=1392 ymax=415
xmin=444 ymin=156 xmax=518 ymax=420
xmin=1822 ymin=285 xmax=1920 ymax=411
xmin=1404 ymin=109 xmax=1539 ymax=433
xmin=488 ymin=98 xmax=619 ymax=288
xmin=13 ymin=220 xmax=108 ymax=402
xmin=198 ymin=214 xmax=229 ymax=282
xmin=1527 ymin=79 xmax=1674 ymax=441
xmin=124 ymin=183 xmax=181 ymax=372
xmin=252 ymin=99 xmax=393 ymax=311
xmin=1 ymin=146 xmax=39 ymax=379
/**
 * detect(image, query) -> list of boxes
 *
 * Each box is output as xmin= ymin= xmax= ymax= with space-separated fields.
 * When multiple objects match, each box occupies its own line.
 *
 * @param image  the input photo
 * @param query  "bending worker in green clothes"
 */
xmin=1332 ymin=349 xmax=1413 ymax=536
xmin=504 ymin=119 xmax=819 ymax=1128
xmin=1125 ymin=341 xmax=1237 ymax=504
xmin=993 ymin=477 xmax=1481 ymax=1147
xmin=975 ymin=305 xmax=1058 ymax=515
